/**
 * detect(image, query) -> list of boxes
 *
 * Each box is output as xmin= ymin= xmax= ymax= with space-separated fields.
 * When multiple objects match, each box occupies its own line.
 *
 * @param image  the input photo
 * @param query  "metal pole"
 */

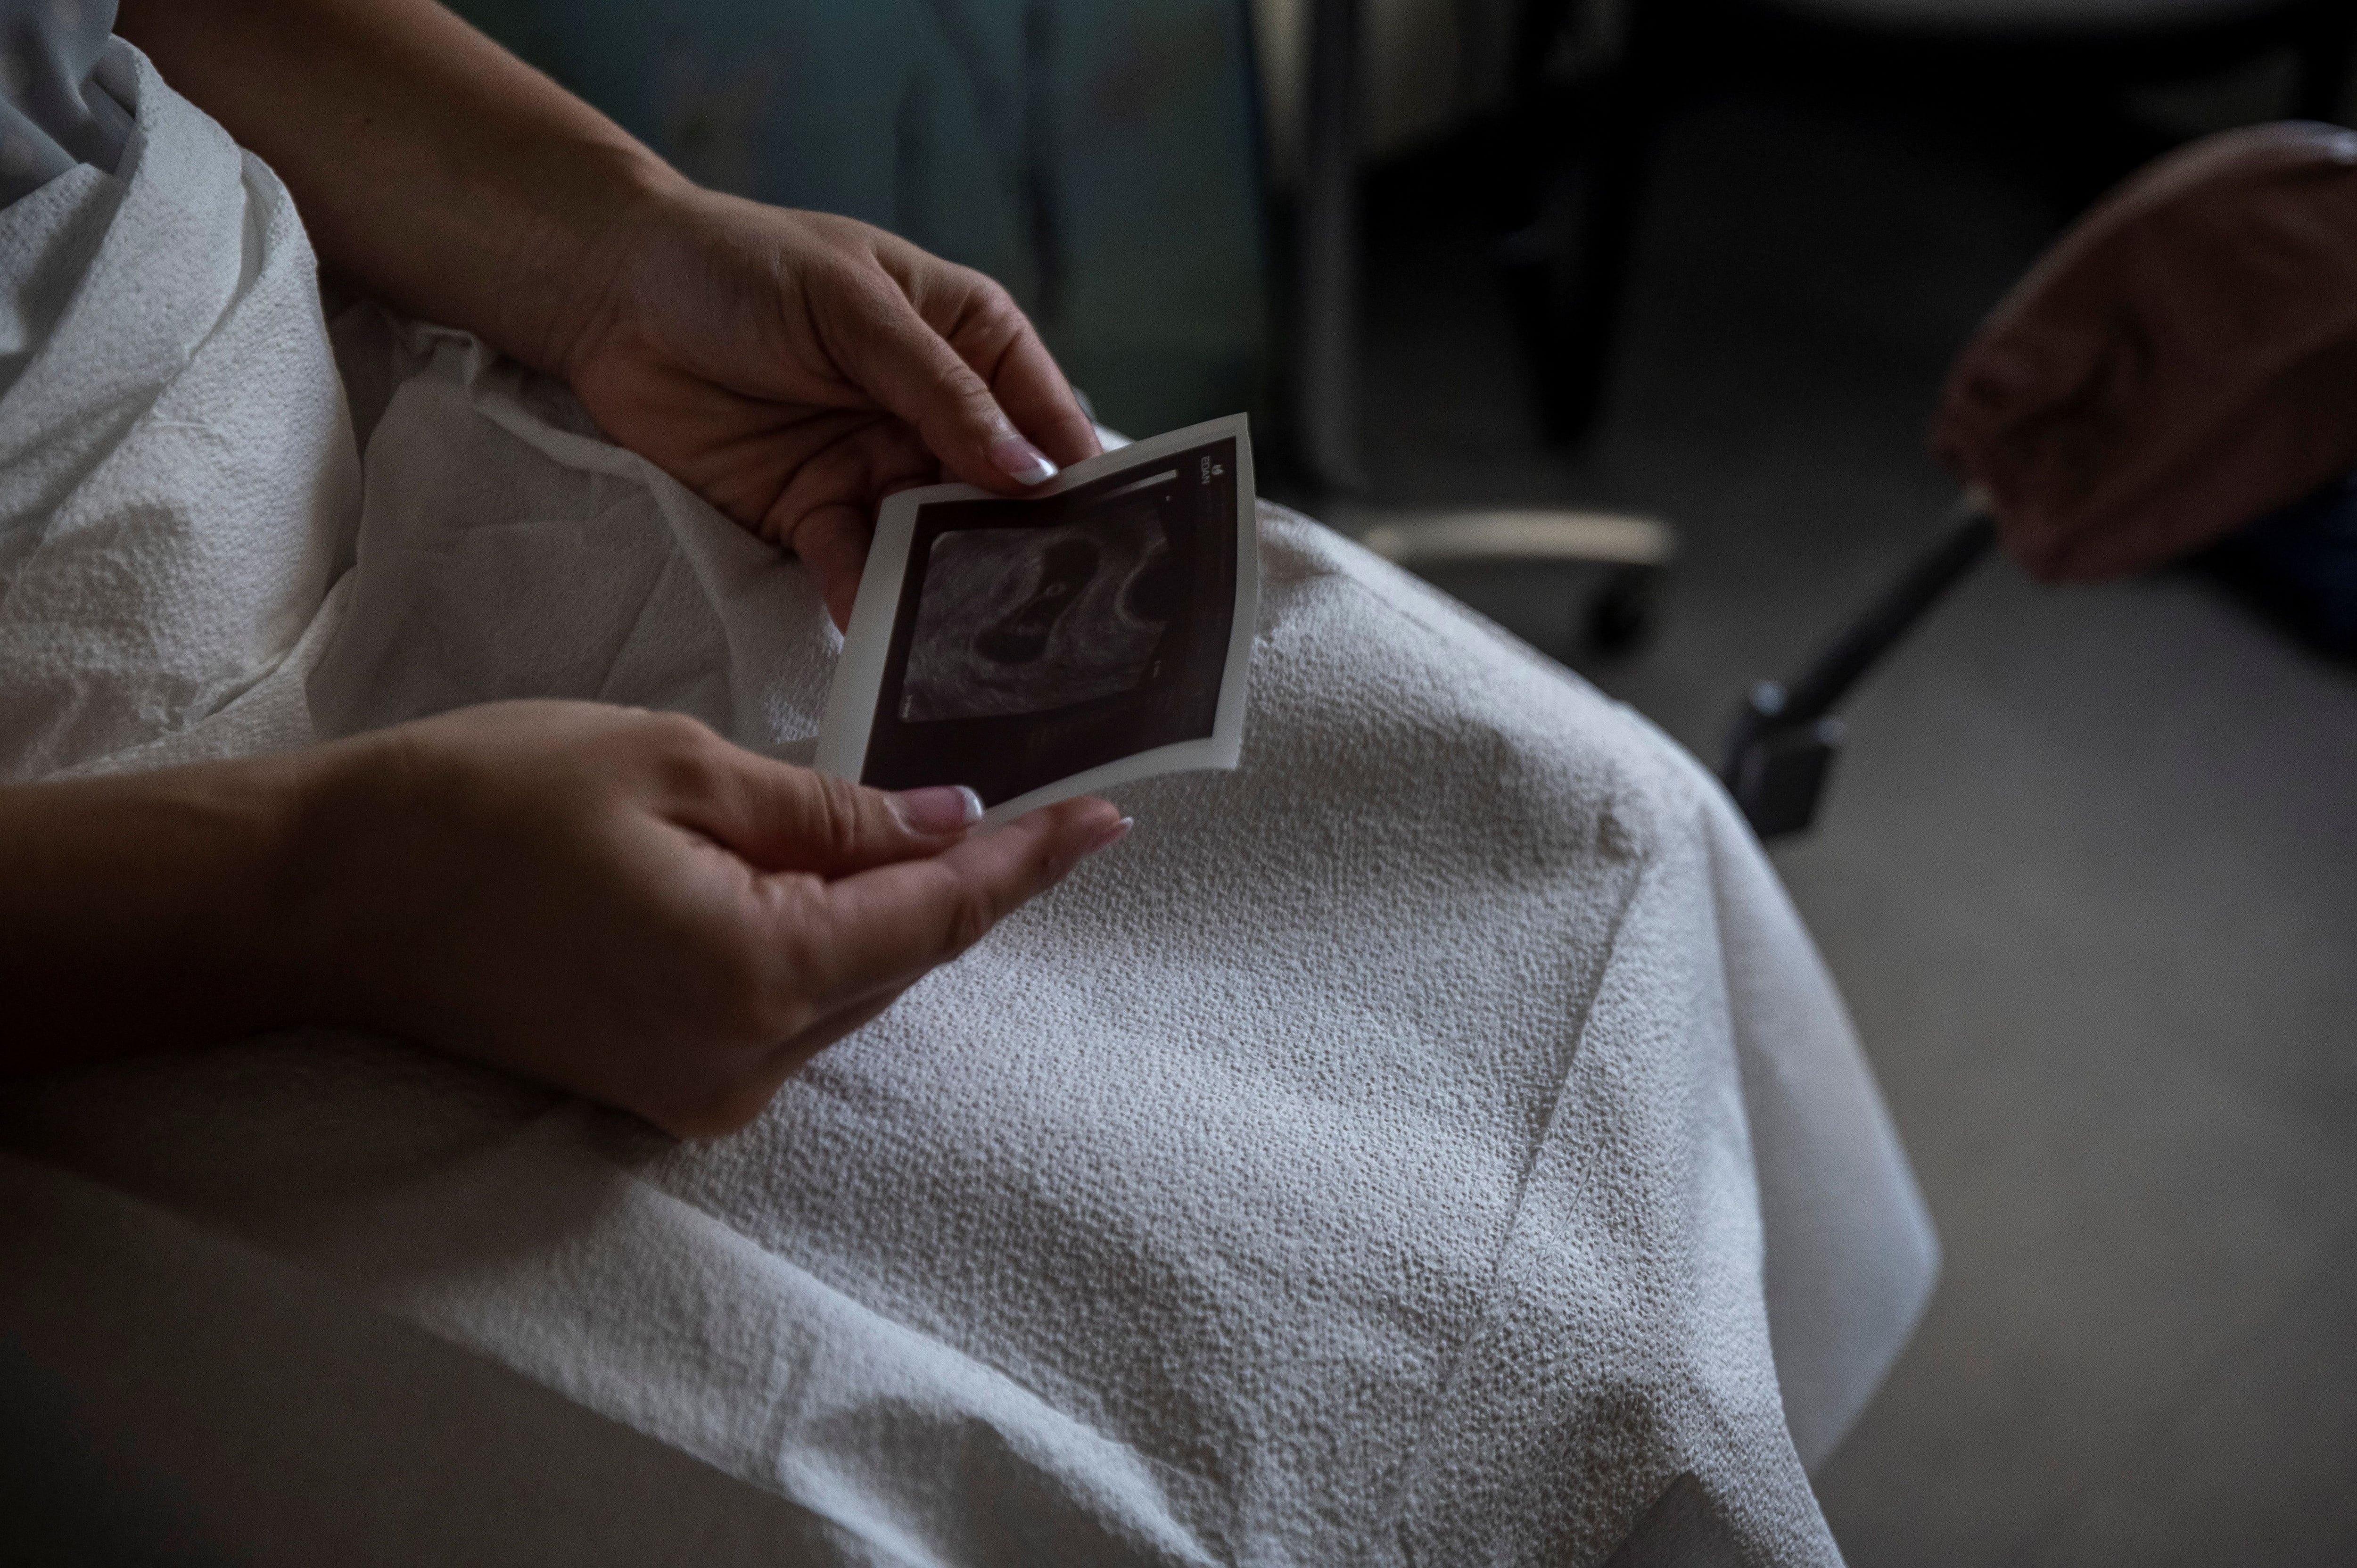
xmin=1775 ymin=504 xmax=1997 ymax=726
xmin=1299 ymin=0 xmax=1368 ymax=492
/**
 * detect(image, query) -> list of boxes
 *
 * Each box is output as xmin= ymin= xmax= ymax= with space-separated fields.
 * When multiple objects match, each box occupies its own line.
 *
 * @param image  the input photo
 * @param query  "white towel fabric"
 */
xmin=0 ymin=50 xmax=1937 ymax=1568
xmin=0 ymin=39 xmax=353 ymax=782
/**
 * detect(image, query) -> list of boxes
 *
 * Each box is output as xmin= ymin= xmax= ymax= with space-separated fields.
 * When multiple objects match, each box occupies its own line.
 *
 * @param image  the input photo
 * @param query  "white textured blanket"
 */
xmin=0 ymin=50 xmax=1935 ymax=1567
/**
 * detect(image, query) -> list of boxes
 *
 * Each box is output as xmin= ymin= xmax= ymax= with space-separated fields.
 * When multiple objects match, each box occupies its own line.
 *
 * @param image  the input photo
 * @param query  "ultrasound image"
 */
xmin=899 ymin=498 xmax=1178 ymax=723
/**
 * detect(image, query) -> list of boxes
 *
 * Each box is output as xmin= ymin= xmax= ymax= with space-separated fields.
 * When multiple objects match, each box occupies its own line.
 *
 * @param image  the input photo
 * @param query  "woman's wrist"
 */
xmin=490 ymin=141 xmax=693 ymax=381
xmin=518 ymin=154 xmax=698 ymax=387
xmin=262 ymin=723 xmax=481 ymax=1050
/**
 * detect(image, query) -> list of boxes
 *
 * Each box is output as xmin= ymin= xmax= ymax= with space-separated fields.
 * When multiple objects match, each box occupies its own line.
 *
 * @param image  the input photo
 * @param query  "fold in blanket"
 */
xmin=0 ymin=38 xmax=354 ymax=782
xmin=0 ymin=47 xmax=1935 ymax=1568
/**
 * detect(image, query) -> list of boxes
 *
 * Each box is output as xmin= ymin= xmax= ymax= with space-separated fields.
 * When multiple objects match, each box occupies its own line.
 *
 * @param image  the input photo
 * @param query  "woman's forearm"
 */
xmin=114 ymin=0 xmax=684 ymax=374
xmin=0 ymin=706 xmax=1121 ymax=1135
xmin=0 ymin=754 xmax=316 ymax=1076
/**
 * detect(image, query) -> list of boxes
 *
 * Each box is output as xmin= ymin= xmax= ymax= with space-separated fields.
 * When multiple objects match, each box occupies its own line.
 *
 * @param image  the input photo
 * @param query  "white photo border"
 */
xmin=814 ymin=413 xmax=1258 ymax=824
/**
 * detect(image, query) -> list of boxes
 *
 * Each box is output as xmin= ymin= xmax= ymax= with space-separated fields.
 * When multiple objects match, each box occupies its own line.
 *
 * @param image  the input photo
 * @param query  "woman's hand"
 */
xmin=290 ymin=703 xmax=1123 ymax=1135
xmin=560 ymin=190 xmax=1102 ymax=629
xmin=0 ymin=703 xmax=1126 ymax=1136
xmin=117 ymin=0 xmax=1103 ymax=629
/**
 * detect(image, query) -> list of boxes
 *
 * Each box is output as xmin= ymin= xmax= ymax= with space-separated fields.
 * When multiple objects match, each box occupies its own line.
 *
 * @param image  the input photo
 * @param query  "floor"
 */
xmin=1312 ymin=90 xmax=2357 ymax=1567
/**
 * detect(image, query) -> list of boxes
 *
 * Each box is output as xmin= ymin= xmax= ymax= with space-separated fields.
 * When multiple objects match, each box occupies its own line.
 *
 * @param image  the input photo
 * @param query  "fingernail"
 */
xmin=1087 ymin=816 xmax=1134 ymax=855
xmin=898 ymin=784 xmax=984 ymax=834
xmin=989 ymin=432 xmax=1058 ymax=486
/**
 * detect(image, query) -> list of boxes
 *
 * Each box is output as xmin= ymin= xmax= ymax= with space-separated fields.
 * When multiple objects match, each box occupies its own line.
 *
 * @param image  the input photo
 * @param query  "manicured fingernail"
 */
xmin=1087 ymin=816 xmax=1134 ymax=854
xmin=989 ymin=432 xmax=1058 ymax=486
xmin=898 ymin=785 xmax=984 ymax=834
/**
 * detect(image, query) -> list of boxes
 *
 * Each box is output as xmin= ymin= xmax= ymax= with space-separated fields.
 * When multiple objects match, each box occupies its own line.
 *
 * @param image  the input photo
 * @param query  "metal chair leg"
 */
xmin=1722 ymin=502 xmax=1997 ymax=839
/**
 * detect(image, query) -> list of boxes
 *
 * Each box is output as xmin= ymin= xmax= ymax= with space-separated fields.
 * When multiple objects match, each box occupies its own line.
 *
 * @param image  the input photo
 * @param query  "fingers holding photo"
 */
xmin=663 ymin=736 xmax=987 ymax=878
xmin=678 ymin=796 xmax=1128 ymax=1137
xmin=766 ymin=796 xmax=1129 ymax=1010
xmin=855 ymin=231 xmax=1101 ymax=490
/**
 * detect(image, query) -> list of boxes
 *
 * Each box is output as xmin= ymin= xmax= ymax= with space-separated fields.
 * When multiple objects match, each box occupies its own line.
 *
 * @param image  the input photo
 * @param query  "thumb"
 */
xmin=671 ymin=747 xmax=985 ymax=876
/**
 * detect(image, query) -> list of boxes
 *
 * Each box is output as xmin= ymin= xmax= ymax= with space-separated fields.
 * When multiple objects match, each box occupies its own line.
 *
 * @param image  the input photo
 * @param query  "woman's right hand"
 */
xmin=283 ymin=702 xmax=1126 ymax=1136
xmin=0 ymin=701 xmax=1123 ymax=1136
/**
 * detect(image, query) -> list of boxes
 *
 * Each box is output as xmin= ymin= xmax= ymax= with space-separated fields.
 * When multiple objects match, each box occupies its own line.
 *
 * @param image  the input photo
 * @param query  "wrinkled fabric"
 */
xmin=1934 ymin=121 xmax=2357 ymax=582
xmin=0 ymin=42 xmax=355 ymax=778
xmin=0 ymin=55 xmax=1936 ymax=1567
xmin=0 ymin=0 xmax=129 ymax=209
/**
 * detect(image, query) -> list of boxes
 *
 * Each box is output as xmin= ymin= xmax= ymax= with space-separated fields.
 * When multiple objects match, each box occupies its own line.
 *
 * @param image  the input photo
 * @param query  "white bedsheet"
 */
xmin=0 ymin=46 xmax=1935 ymax=1567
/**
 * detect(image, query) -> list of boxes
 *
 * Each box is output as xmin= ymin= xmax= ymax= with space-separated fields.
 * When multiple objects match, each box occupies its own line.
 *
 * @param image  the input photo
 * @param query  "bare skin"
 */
xmin=0 ymin=2 xmax=1123 ymax=1133
xmin=0 ymin=705 xmax=1126 ymax=1137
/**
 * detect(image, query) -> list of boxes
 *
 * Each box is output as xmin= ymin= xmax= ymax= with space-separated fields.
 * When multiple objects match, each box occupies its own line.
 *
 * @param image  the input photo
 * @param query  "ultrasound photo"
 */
xmin=900 ymin=490 xmax=1178 ymax=723
xmin=817 ymin=415 xmax=1257 ymax=820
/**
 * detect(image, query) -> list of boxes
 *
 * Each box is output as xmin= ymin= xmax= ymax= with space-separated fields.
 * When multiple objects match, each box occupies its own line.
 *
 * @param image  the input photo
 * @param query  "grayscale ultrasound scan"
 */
xmin=900 ymin=494 xmax=1177 ymax=724
xmin=817 ymin=416 xmax=1257 ymax=821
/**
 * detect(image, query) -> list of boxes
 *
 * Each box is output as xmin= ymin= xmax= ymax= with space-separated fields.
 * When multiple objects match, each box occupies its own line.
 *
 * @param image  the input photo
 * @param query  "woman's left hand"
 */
xmin=120 ymin=0 xmax=1100 ymax=628
xmin=558 ymin=186 xmax=1102 ymax=627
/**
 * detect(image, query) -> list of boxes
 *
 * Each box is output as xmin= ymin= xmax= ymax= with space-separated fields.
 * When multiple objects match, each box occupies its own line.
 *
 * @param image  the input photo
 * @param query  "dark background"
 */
xmin=1295 ymin=50 xmax=2357 ymax=1568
